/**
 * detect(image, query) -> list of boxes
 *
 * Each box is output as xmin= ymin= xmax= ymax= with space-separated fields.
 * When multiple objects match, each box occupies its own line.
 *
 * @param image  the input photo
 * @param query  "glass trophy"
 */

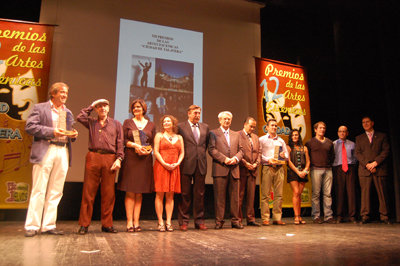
xmin=271 ymin=145 xmax=286 ymax=165
xmin=133 ymin=130 xmax=152 ymax=152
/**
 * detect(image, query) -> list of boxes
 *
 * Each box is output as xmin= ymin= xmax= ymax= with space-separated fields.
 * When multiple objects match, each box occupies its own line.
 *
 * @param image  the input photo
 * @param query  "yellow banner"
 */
xmin=255 ymin=57 xmax=312 ymax=208
xmin=0 ymin=19 xmax=54 ymax=209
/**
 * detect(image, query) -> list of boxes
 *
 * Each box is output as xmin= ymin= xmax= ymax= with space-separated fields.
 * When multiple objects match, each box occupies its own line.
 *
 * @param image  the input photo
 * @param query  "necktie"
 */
xmin=224 ymin=131 xmax=230 ymax=147
xmin=367 ymin=132 xmax=373 ymax=143
xmin=248 ymin=133 xmax=253 ymax=149
xmin=342 ymin=141 xmax=348 ymax=172
xmin=192 ymin=124 xmax=199 ymax=144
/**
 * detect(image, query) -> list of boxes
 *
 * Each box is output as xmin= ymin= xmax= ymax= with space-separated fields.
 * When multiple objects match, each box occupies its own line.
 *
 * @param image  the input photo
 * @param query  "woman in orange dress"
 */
xmin=153 ymin=115 xmax=184 ymax=232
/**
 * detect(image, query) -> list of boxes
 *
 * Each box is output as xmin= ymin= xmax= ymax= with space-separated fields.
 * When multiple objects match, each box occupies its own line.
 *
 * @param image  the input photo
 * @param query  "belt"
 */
xmin=89 ymin=149 xmax=115 ymax=154
xmin=50 ymin=141 xmax=67 ymax=147
xmin=263 ymin=164 xmax=282 ymax=168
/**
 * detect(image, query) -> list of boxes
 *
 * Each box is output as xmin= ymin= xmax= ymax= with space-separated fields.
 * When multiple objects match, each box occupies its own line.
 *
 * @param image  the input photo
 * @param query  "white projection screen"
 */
xmin=39 ymin=0 xmax=261 ymax=182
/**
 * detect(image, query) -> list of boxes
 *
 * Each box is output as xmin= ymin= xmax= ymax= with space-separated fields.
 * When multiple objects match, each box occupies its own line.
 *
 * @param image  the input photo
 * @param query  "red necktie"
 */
xmin=342 ymin=142 xmax=348 ymax=172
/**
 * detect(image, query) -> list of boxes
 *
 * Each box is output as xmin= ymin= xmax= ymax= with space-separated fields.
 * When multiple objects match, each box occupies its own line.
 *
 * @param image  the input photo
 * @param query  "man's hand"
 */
xmin=366 ymin=161 xmax=378 ymax=172
xmin=111 ymin=159 xmax=121 ymax=171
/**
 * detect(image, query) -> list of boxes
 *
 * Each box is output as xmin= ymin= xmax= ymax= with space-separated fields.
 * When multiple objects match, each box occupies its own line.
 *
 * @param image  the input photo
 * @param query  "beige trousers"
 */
xmin=260 ymin=165 xmax=284 ymax=222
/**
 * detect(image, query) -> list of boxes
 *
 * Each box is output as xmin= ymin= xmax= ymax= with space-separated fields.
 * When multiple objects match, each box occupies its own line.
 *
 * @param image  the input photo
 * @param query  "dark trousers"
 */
xmin=79 ymin=152 xmax=116 ymax=227
xmin=239 ymin=166 xmax=256 ymax=223
xmin=333 ymin=165 xmax=356 ymax=218
xmin=359 ymin=174 xmax=389 ymax=220
xmin=213 ymin=173 xmax=240 ymax=225
xmin=178 ymin=165 xmax=206 ymax=226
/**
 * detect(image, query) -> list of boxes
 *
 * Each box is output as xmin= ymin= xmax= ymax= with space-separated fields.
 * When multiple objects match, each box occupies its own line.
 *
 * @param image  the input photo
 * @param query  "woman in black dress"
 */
xmin=287 ymin=129 xmax=310 ymax=225
xmin=117 ymin=99 xmax=155 ymax=232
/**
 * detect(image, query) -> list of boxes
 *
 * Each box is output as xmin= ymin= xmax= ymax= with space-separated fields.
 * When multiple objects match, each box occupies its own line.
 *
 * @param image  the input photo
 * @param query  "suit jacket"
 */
xmin=355 ymin=131 xmax=390 ymax=177
xmin=208 ymin=128 xmax=243 ymax=179
xmin=25 ymin=101 xmax=74 ymax=165
xmin=239 ymin=130 xmax=261 ymax=178
xmin=178 ymin=121 xmax=210 ymax=176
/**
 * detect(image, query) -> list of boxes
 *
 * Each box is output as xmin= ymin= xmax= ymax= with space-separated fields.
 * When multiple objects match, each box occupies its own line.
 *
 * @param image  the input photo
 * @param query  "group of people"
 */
xmin=23 ymin=82 xmax=391 ymax=237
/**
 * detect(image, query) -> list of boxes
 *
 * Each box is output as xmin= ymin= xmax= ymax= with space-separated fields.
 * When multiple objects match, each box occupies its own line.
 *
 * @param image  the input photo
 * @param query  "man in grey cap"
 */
xmin=77 ymin=99 xmax=124 ymax=234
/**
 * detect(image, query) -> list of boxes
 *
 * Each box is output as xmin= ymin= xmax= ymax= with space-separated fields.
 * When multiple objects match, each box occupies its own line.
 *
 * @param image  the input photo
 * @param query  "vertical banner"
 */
xmin=0 ymin=20 xmax=54 ymax=209
xmin=255 ymin=57 xmax=312 ymax=208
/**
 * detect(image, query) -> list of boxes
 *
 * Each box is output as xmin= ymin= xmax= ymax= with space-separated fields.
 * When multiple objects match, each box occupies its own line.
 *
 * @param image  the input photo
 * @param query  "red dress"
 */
xmin=153 ymin=137 xmax=182 ymax=193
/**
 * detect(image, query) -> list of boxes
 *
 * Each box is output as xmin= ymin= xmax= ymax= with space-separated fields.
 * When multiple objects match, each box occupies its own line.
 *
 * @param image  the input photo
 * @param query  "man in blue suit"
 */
xmin=24 ymin=82 xmax=78 ymax=237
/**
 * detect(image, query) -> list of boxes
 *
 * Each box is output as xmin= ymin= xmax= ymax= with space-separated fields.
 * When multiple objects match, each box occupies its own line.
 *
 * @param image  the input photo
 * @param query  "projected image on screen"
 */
xmin=115 ymin=19 xmax=203 ymax=126
xmin=129 ymin=56 xmax=194 ymax=124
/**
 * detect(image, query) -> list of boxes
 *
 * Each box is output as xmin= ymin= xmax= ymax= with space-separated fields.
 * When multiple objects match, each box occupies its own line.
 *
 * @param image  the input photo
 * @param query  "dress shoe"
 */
xmin=215 ymin=222 xmax=224 ymax=229
xmin=25 ymin=230 xmax=37 ymax=237
xmin=349 ymin=217 xmax=357 ymax=224
xmin=231 ymin=223 xmax=244 ymax=229
xmin=78 ymin=226 xmax=89 ymax=235
xmin=180 ymin=224 xmax=188 ymax=231
xmin=361 ymin=217 xmax=370 ymax=224
xmin=381 ymin=219 xmax=392 ymax=225
xmin=101 ymin=226 xmax=118 ymax=233
xmin=195 ymin=224 xmax=207 ymax=230
xmin=134 ymin=226 xmax=142 ymax=232
xmin=43 ymin=229 xmax=64 ymax=235
xmin=336 ymin=217 xmax=343 ymax=224
xmin=262 ymin=220 xmax=270 ymax=226
xmin=325 ymin=218 xmax=336 ymax=224
xmin=273 ymin=220 xmax=286 ymax=225
xmin=247 ymin=221 xmax=261 ymax=227
xmin=313 ymin=217 xmax=323 ymax=224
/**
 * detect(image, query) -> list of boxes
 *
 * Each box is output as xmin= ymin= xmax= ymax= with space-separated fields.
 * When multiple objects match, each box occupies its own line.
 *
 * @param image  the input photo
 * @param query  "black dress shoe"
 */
xmin=78 ymin=226 xmax=89 ymax=235
xmin=349 ymin=217 xmax=357 ymax=224
xmin=43 ymin=229 xmax=64 ymax=235
xmin=231 ymin=223 xmax=244 ymax=229
xmin=247 ymin=221 xmax=261 ymax=227
xmin=25 ymin=230 xmax=37 ymax=237
xmin=101 ymin=226 xmax=118 ymax=233
xmin=361 ymin=217 xmax=370 ymax=224
xmin=336 ymin=217 xmax=343 ymax=224
xmin=325 ymin=218 xmax=336 ymax=224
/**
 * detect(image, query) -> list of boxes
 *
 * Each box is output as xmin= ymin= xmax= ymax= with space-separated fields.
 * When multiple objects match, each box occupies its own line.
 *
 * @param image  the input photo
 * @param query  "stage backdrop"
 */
xmin=255 ymin=57 xmax=312 ymax=208
xmin=0 ymin=19 xmax=54 ymax=209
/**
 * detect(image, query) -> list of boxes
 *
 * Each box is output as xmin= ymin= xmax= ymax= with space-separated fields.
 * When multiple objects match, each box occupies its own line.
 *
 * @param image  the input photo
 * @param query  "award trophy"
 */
xmin=132 ymin=130 xmax=152 ymax=152
xmin=270 ymin=145 xmax=286 ymax=165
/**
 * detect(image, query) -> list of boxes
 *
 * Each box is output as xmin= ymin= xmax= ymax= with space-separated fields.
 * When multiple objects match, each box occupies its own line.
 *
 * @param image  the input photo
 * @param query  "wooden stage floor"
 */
xmin=1 ymin=218 xmax=399 ymax=265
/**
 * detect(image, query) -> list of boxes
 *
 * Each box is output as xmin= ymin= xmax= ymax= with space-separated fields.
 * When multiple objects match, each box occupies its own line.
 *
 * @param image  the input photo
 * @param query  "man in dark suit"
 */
xmin=208 ymin=111 xmax=243 ymax=229
xmin=24 ymin=82 xmax=78 ymax=237
xmin=238 ymin=117 xmax=261 ymax=226
xmin=355 ymin=116 xmax=391 ymax=224
xmin=177 ymin=105 xmax=210 ymax=231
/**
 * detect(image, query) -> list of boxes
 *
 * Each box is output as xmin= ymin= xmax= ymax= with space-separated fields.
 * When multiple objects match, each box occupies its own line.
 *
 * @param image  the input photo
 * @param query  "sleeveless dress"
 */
xmin=287 ymin=146 xmax=309 ymax=183
xmin=117 ymin=119 xmax=155 ymax=193
xmin=153 ymin=137 xmax=182 ymax=193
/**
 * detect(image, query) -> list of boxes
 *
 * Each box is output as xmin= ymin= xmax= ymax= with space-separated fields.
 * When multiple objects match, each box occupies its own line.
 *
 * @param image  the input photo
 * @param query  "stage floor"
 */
xmin=1 ymin=218 xmax=399 ymax=265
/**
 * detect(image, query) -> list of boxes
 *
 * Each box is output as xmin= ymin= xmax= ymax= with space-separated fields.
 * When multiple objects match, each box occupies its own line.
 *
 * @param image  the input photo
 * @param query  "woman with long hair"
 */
xmin=287 ymin=129 xmax=310 ymax=225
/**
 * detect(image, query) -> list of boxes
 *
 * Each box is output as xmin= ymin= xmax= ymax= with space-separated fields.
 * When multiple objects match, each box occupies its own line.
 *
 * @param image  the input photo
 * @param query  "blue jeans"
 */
xmin=311 ymin=168 xmax=333 ymax=220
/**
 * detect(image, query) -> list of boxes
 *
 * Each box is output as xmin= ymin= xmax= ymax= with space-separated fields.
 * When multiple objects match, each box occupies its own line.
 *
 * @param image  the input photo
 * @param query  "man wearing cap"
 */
xmin=24 ymin=82 xmax=78 ymax=237
xmin=77 ymin=99 xmax=124 ymax=234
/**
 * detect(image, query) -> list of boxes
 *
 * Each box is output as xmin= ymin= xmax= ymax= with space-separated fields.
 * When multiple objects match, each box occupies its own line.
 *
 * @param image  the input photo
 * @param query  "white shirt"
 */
xmin=259 ymin=133 xmax=288 ymax=164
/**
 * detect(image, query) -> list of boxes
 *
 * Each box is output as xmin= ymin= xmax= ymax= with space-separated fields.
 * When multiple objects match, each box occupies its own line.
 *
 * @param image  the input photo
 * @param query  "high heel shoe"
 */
xmin=158 ymin=224 xmax=166 ymax=232
xmin=134 ymin=226 xmax=142 ymax=232
xmin=126 ymin=227 xmax=134 ymax=232
xmin=294 ymin=216 xmax=300 ymax=225
xmin=299 ymin=217 xmax=306 ymax=224
xmin=165 ymin=224 xmax=174 ymax=232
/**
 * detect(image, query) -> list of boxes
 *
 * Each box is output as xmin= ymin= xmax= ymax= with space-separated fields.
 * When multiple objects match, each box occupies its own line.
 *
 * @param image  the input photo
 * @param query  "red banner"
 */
xmin=255 ymin=57 xmax=312 ymax=207
xmin=0 ymin=19 xmax=54 ymax=209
